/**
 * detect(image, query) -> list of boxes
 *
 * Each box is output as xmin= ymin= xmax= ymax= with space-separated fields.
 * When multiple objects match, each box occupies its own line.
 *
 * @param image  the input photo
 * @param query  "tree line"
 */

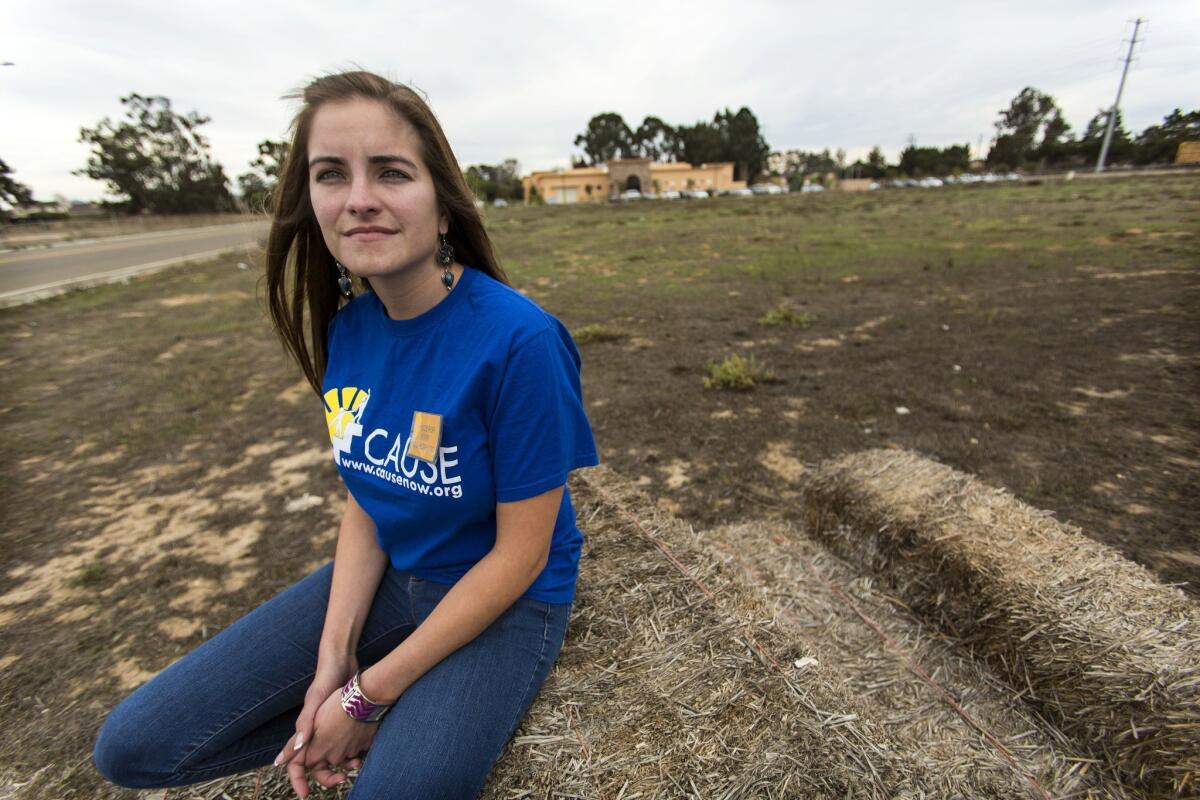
xmin=0 ymin=93 xmax=532 ymax=218
xmin=983 ymin=87 xmax=1196 ymax=172
xmin=571 ymin=89 xmax=1196 ymax=191
xmin=788 ymin=88 xmax=1198 ymax=185
xmin=1 ymin=87 xmax=1196 ymax=220
xmin=572 ymin=108 xmax=771 ymax=183
xmin=2 ymin=93 xmax=246 ymax=219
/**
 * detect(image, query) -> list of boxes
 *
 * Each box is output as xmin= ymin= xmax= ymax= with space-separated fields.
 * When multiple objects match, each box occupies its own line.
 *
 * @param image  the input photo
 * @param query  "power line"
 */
xmin=1096 ymin=17 xmax=1144 ymax=172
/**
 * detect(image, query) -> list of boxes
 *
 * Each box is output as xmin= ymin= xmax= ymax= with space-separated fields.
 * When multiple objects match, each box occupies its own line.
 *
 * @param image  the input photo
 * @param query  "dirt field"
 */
xmin=501 ymin=174 xmax=1198 ymax=593
xmin=0 ymin=173 xmax=1196 ymax=798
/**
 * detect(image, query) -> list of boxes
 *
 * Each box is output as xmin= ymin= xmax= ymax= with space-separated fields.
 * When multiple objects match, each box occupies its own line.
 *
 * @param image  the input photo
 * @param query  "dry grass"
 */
xmin=802 ymin=448 xmax=1200 ymax=797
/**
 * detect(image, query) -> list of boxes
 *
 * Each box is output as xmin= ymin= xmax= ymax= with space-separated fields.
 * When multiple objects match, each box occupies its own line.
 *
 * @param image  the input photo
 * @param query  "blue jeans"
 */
xmin=92 ymin=561 xmax=573 ymax=799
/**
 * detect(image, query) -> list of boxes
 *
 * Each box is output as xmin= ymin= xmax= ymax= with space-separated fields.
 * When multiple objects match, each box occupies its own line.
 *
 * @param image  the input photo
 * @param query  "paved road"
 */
xmin=0 ymin=221 xmax=271 ymax=304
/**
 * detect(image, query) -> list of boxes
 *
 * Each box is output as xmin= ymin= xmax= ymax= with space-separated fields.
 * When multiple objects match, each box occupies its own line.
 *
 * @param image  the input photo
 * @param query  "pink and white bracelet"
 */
xmin=340 ymin=669 xmax=394 ymax=723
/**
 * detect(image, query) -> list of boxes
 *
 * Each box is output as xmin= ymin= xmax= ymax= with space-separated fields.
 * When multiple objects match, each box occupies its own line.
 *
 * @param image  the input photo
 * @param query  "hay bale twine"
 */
xmin=801 ymin=448 xmax=1200 ymax=796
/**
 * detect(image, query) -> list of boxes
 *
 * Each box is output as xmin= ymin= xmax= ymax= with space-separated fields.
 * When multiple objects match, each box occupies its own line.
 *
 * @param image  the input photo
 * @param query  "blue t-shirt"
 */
xmin=321 ymin=265 xmax=600 ymax=604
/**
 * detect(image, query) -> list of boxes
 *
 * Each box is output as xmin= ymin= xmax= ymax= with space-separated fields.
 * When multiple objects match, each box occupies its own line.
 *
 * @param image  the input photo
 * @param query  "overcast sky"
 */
xmin=2 ymin=0 xmax=1197 ymax=202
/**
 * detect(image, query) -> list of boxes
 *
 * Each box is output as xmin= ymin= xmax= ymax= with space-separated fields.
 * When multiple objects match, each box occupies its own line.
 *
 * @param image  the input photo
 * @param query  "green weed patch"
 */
xmin=758 ymin=304 xmax=818 ymax=327
xmin=703 ymin=354 xmax=777 ymax=390
xmin=573 ymin=323 xmax=630 ymax=344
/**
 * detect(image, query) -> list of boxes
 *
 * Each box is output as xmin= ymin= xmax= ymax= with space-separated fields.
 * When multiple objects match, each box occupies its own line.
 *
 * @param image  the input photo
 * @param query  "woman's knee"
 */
xmin=92 ymin=694 xmax=177 ymax=788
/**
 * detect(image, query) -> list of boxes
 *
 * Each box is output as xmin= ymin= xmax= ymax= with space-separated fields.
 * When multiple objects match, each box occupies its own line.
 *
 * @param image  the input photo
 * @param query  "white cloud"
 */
xmin=1 ymin=0 xmax=1196 ymax=201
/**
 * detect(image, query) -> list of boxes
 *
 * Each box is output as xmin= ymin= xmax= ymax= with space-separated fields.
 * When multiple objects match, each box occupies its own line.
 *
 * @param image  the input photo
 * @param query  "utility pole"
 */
xmin=1096 ymin=18 xmax=1143 ymax=173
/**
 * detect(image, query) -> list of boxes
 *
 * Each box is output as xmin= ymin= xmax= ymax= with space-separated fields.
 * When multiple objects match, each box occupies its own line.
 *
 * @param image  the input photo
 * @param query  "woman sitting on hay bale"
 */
xmin=91 ymin=69 xmax=600 ymax=799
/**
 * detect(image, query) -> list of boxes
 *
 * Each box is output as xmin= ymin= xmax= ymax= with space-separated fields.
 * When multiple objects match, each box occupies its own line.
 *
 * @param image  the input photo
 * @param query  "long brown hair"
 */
xmin=263 ymin=70 xmax=509 ymax=398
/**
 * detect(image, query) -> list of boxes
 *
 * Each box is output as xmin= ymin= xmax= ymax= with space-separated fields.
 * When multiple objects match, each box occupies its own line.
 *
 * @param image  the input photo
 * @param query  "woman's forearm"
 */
xmin=319 ymin=490 xmax=390 ymax=660
xmin=359 ymin=548 xmax=544 ymax=703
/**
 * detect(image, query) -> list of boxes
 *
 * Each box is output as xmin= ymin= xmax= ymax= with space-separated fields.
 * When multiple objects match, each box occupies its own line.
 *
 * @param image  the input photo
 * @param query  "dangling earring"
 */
xmin=335 ymin=260 xmax=352 ymax=298
xmin=437 ymin=233 xmax=455 ymax=291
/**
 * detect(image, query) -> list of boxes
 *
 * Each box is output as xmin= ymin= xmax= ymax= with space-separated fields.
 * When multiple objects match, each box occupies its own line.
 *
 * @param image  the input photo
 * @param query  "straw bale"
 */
xmin=801 ymin=448 xmax=1200 ymax=797
xmin=709 ymin=519 xmax=1132 ymax=799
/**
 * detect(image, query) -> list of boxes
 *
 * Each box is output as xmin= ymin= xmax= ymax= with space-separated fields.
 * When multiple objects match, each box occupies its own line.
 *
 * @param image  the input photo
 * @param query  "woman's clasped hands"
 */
xmin=274 ymin=654 xmax=379 ymax=798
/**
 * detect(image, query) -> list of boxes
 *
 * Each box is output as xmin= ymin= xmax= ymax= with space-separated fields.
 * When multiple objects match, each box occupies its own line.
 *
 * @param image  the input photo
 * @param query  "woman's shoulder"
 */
xmin=464 ymin=267 xmax=563 ymax=346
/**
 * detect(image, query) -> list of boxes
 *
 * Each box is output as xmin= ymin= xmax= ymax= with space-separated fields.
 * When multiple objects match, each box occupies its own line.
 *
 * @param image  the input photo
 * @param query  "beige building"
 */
xmin=522 ymin=158 xmax=746 ymax=204
xmin=837 ymin=178 xmax=875 ymax=192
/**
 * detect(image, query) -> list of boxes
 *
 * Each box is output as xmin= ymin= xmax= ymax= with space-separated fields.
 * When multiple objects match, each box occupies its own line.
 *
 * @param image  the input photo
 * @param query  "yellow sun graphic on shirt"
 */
xmin=323 ymin=386 xmax=371 ymax=462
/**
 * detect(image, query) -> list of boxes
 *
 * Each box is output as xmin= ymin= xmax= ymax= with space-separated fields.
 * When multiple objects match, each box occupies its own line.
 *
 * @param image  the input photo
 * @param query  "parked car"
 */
xmin=800 ymin=183 xmax=825 ymax=193
xmin=725 ymin=187 xmax=754 ymax=197
xmin=620 ymin=189 xmax=643 ymax=200
xmin=751 ymin=183 xmax=784 ymax=195
xmin=661 ymin=190 xmax=681 ymax=200
xmin=492 ymin=198 xmax=508 ymax=207
xmin=918 ymin=177 xmax=944 ymax=188
xmin=867 ymin=181 xmax=880 ymax=190
xmin=1005 ymin=172 xmax=1021 ymax=181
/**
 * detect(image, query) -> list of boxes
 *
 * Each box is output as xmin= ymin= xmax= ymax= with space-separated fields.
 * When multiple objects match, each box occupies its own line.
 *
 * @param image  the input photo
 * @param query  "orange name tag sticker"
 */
xmin=407 ymin=411 xmax=442 ymax=464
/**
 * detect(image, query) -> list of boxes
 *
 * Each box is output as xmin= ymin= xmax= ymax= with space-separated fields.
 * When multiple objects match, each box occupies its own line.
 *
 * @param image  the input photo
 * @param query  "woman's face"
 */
xmin=307 ymin=97 xmax=446 ymax=284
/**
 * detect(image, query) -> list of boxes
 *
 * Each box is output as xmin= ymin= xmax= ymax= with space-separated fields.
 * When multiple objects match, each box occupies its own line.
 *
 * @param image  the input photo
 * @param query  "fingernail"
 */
xmin=273 ymin=755 xmax=281 ymax=767
xmin=294 ymin=732 xmax=304 ymax=750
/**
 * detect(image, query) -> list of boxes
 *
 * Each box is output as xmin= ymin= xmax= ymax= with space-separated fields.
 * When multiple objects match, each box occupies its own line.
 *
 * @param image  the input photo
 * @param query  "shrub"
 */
xmin=574 ymin=323 xmax=629 ymax=344
xmin=703 ymin=354 xmax=777 ymax=390
xmin=75 ymin=562 xmax=108 ymax=586
xmin=758 ymin=304 xmax=818 ymax=328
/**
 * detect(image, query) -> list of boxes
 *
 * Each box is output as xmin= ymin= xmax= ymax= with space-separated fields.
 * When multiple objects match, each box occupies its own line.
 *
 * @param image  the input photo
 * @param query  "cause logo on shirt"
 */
xmin=324 ymin=384 xmax=465 ymax=499
xmin=324 ymin=386 xmax=370 ymax=464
